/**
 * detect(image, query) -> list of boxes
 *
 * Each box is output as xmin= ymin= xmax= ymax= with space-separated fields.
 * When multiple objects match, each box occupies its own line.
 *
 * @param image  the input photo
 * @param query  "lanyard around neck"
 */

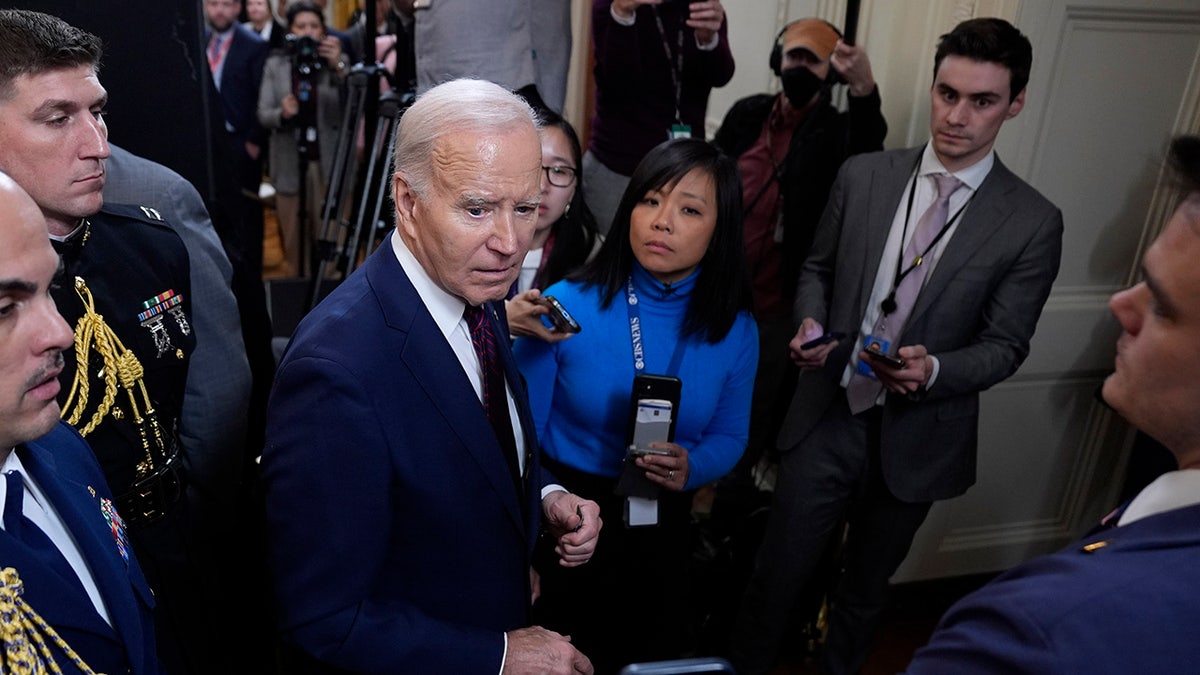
xmin=881 ymin=155 xmax=974 ymax=315
xmin=626 ymin=276 xmax=688 ymax=375
xmin=652 ymin=8 xmax=685 ymax=125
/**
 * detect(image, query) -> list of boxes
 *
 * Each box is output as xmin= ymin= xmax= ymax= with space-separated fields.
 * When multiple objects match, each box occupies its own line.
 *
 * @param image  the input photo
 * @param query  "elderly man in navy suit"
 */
xmin=902 ymin=136 xmax=1200 ymax=673
xmin=732 ymin=18 xmax=1064 ymax=675
xmin=0 ymin=169 xmax=162 ymax=674
xmin=262 ymin=78 xmax=602 ymax=674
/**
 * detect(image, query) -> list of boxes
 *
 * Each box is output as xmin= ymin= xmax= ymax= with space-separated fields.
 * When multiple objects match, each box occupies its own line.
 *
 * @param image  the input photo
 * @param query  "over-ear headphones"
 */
xmin=769 ymin=18 xmax=844 ymax=83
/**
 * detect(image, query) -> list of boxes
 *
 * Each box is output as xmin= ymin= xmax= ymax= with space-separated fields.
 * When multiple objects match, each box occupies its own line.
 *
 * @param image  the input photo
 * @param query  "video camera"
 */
xmin=284 ymin=34 xmax=322 ymax=160
xmin=285 ymin=33 xmax=323 ymax=76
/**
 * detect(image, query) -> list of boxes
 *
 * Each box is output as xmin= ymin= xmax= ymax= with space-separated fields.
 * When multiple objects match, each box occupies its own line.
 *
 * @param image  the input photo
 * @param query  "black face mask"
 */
xmin=780 ymin=66 xmax=824 ymax=107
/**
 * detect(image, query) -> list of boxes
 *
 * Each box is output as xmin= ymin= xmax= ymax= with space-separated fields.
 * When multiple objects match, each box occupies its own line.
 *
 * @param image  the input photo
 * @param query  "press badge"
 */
xmin=856 ymin=335 xmax=891 ymax=377
xmin=669 ymin=124 xmax=692 ymax=140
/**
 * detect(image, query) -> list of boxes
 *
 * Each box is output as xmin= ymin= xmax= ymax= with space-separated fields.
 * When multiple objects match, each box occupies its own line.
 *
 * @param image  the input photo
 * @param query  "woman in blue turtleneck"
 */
xmin=513 ymin=137 xmax=758 ymax=672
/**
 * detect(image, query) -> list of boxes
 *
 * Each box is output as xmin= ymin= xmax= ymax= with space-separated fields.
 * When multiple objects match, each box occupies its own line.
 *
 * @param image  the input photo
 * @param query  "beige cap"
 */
xmin=780 ymin=18 xmax=840 ymax=61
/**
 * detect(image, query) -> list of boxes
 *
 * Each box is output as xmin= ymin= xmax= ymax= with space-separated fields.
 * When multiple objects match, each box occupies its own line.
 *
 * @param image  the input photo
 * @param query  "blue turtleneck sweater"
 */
xmin=513 ymin=263 xmax=758 ymax=489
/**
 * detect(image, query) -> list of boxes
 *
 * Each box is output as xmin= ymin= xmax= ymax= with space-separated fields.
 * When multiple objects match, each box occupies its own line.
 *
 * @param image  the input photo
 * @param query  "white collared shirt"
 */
xmin=1 ymin=451 xmax=113 ymax=626
xmin=1119 ymin=468 xmax=1200 ymax=526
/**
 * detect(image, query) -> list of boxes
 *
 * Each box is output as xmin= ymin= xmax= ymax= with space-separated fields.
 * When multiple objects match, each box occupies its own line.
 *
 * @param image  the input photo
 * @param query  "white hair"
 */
xmin=392 ymin=78 xmax=540 ymax=197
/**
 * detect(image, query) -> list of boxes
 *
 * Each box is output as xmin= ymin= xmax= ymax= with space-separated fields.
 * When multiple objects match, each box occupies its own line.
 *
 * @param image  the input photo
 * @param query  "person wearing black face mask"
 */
xmin=699 ymin=17 xmax=887 ymax=651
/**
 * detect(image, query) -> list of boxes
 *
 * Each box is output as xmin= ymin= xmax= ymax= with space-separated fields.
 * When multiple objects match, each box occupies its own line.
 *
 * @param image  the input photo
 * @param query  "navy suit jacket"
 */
xmin=779 ymin=147 xmax=1064 ymax=502
xmin=262 ymin=233 xmax=545 ymax=673
xmin=0 ymin=422 xmax=159 ymax=674
xmin=210 ymin=24 xmax=268 ymax=148
xmin=905 ymin=503 xmax=1200 ymax=673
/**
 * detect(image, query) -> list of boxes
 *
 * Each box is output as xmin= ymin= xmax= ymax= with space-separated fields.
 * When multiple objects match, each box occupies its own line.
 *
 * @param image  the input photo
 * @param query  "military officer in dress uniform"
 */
xmin=0 ymin=10 xmax=235 ymax=675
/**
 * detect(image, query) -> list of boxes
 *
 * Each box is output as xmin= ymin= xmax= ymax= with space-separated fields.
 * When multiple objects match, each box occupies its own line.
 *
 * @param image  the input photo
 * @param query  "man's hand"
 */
xmin=506 ymin=289 xmax=574 ymax=343
xmin=829 ymin=40 xmax=876 ymax=97
xmin=686 ymin=1 xmax=725 ymax=45
xmin=505 ymin=626 xmax=593 ymax=674
xmin=542 ymin=490 xmax=601 ymax=567
xmin=789 ymin=317 xmax=838 ymax=369
xmin=867 ymin=344 xmax=932 ymax=394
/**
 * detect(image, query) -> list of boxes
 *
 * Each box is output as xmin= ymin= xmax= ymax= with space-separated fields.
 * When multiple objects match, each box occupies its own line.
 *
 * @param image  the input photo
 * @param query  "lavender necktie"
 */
xmin=846 ymin=173 xmax=963 ymax=414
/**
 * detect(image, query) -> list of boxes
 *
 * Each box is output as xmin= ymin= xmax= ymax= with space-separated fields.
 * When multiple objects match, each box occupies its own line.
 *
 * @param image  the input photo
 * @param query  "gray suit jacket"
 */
xmin=779 ymin=146 xmax=1063 ymax=502
xmin=103 ymin=144 xmax=252 ymax=516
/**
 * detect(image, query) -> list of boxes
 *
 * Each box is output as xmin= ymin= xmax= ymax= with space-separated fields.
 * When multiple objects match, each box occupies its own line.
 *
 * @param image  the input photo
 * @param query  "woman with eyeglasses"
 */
xmin=506 ymin=106 xmax=603 ymax=341
xmin=513 ymin=137 xmax=757 ymax=671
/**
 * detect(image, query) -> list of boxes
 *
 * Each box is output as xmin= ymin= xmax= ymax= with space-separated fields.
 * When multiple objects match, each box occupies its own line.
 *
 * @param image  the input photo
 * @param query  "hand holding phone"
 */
xmin=535 ymin=295 xmax=581 ymax=334
xmin=800 ymin=331 xmax=845 ymax=350
xmin=863 ymin=346 xmax=905 ymax=369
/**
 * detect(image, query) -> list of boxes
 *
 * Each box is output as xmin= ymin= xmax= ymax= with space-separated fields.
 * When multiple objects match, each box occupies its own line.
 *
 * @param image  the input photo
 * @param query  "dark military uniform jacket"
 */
xmin=50 ymin=204 xmax=194 ymax=525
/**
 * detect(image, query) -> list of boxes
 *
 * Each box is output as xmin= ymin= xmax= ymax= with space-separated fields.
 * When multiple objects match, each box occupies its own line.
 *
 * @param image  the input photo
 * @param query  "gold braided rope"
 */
xmin=59 ymin=277 xmax=162 ymax=479
xmin=0 ymin=568 xmax=98 ymax=675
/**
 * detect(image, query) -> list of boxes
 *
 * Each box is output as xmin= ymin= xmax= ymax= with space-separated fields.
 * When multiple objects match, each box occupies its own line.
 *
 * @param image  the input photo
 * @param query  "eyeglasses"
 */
xmin=543 ymin=165 xmax=577 ymax=188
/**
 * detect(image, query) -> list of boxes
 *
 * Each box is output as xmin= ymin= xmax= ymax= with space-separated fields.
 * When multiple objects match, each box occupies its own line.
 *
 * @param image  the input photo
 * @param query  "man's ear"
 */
xmin=393 ymin=171 xmax=417 ymax=236
xmin=1005 ymin=88 xmax=1027 ymax=120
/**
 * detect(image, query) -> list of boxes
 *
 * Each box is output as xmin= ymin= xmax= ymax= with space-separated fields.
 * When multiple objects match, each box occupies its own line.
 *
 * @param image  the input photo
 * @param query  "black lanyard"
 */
xmin=653 ymin=8 xmax=685 ymax=125
xmin=881 ymin=155 xmax=974 ymax=315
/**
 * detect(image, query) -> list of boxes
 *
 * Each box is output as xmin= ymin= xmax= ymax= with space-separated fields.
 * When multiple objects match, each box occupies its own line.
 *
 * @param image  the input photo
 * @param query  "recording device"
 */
xmin=863 ymin=346 xmax=905 ymax=369
xmin=535 ymin=295 xmax=581 ymax=333
xmin=617 ymin=374 xmax=682 ymax=527
xmin=619 ymin=657 xmax=737 ymax=675
xmin=285 ymin=33 xmax=323 ymax=75
xmin=800 ymin=331 xmax=845 ymax=350
xmin=285 ymin=33 xmax=322 ymax=160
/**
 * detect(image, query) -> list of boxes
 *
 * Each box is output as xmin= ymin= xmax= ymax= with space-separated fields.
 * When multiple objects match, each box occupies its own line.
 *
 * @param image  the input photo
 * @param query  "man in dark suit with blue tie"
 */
xmin=904 ymin=135 xmax=1200 ymax=674
xmin=731 ymin=18 xmax=1064 ymax=675
xmin=261 ymin=78 xmax=602 ymax=674
xmin=0 ymin=169 xmax=162 ymax=674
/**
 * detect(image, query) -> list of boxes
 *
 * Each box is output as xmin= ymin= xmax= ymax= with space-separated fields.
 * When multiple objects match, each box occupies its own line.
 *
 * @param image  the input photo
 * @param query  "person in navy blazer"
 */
xmin=905 ymin=135 xmax=1200 ymax=674
xmin=0 ymin=170 xmax=161 ymax=674
xmin=262 ymin=78 xmax=602 ymax=674
xmin=732 ymin=18 xmax=1064 ymax=675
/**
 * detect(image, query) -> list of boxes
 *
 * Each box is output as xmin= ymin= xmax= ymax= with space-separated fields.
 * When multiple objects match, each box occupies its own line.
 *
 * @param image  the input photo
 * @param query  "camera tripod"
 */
xmin=305 ymin=61 xmax=412 ymax=311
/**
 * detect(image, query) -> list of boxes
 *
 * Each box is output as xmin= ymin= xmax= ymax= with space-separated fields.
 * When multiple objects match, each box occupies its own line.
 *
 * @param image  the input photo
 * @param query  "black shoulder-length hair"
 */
xmin=571 ymin=137 xmax=751 ymax=344
xmin=532 ymin=105 xmax=601 ymax=289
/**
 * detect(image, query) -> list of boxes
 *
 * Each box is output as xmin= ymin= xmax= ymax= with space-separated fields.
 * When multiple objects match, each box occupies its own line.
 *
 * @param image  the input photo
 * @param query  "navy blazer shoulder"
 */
xmin=2 ymin=422 xmax=160 ymax=674
xmin=906 ymin=503 xmax=1200 ymax=674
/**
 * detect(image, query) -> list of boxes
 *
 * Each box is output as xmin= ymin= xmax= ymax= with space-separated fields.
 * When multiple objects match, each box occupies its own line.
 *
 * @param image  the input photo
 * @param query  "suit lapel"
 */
xmin=17 ymin=441 xmax=148 ymax=672
xmin=907 ymin=158 xmax=1020 ymax=327
xmin=855 ymin=148 xmax=924 ymax=319
xmin=365 ymin=240 xmax=527 ymax=534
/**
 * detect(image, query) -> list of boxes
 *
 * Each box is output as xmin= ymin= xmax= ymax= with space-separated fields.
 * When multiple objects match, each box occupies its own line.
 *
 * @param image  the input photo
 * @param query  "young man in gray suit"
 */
xmin=731 ymin=18 xmax=1064 ymax=675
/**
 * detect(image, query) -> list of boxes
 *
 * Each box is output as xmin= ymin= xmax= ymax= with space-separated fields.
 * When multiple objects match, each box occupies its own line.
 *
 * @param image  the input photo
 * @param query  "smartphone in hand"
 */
xmin=863 ymin=347 xmax=906 ymax=369
xmin=800 ymin=331 xmax=845 ymax=350
xmin=535 ymin=295 xmax=581 ymax=333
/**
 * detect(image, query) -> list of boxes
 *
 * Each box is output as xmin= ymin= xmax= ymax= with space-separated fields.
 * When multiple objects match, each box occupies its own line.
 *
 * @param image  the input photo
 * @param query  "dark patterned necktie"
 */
xmin=463 ymin=304 xmax=522 ymax=492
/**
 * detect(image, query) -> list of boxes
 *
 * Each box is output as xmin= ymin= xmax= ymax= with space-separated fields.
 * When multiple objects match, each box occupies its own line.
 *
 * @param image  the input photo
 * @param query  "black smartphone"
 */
xmin=863 ymin=347 xmax=906 ymax=369
xmin=800 ymin=331 xmax=845 ymax=350
xmin=536 ymin=295 xmax=581 ymax=333
xmin=625 ymin=374 xmax=682 ymax=447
